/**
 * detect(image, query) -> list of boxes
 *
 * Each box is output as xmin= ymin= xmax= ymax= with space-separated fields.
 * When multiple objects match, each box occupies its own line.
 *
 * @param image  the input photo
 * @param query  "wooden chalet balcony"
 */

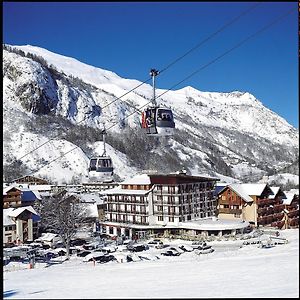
xmin=273 ymin=204 xmax=285 ymax=213
xmin=4 ymin=197 xmax=21 ymax=202
xmin=288 ymin=210 xmax=299 ymax=218
xmin=289 ymin=218 xmax=299 ymax=226
xmin=273 ymin=213 xmax=284 ymax=221
xmin=218 ymin=199 xmax=229 ymax=205
xmin=258 ymin=207 xmax=274 ymax=215
xmin=257 ymin=198 xmax=273 ymax=206
xmin=218 ymin=208 xmax=242 ymax=214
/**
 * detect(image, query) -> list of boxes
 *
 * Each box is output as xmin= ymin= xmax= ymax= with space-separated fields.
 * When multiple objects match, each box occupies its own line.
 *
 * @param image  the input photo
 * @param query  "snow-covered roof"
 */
xmin=227 ymin=184 xmax=254 ymax=203
xmin=238 ymin=184 xmax=270 ymax=196
xmin=29 ymin=185 xmax=52 ymax=191
xmin=38 ymin=232 xmax=58 ymax=242
xmin=7 ymin=206 xmax=39 ymax=218
xmin=3 ymin=185 xmax=42 ymax=200
xmin=282 ymin=192 xmax=295 ymax=205
xmin=121 ymin=174 xmax=151 ymax=185
xmin=3 ymin=208 xmax=16 ymax=226
xmin=3 ymin=185 xmax=21 ymax=195
xmin=269 ymin=187 xmax=280 ymax=199
xmin=79 ymin=193 xmax=104 ymax=204
xmin=84 ymin=203 xmax=99 ymax=218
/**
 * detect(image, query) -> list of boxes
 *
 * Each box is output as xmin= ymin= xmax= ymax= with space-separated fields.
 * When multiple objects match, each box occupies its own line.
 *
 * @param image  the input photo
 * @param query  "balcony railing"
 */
xmin=217 ymin=208 xmax=242 ymax=214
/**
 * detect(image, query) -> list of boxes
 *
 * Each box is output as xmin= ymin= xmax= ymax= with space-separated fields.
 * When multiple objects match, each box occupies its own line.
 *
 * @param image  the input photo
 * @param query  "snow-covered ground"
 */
xmin=3 ymin=229 xmax=299 ymax=298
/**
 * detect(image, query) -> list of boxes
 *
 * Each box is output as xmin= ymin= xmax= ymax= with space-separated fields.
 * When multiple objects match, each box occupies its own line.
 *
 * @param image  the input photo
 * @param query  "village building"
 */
xmin=3 ymin=206 xmax=40 ymax=245
xmin=100 ymin=173 xmax=250 ymax=240
xmin=12 ymin=175 xmax=50 ymax=185
xmin=282 ymin=192 xmax=299 ymax=228
xmin=78 ymin=192 xmax=106 ymax=223
xmin=3 ymin=185 xmax=41 ymax=209
xmin=216 ymin=183 xmax=299 ymax=229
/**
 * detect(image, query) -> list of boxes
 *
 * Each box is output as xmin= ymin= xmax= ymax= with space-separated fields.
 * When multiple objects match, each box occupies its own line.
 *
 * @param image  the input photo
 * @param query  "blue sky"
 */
xmin=3 ymin=2 xmax=299 ymax=128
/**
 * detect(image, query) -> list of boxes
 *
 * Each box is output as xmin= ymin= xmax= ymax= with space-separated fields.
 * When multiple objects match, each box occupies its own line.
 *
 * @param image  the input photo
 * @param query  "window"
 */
xmin=5 ymin=226 xmax=13 ymax=231
xmin=168 ymin=186 xmax=175 ymax=194
xmin=158 ymin=216 xmax=164 ymax=221
xmin=168 ymin=196 xmax=175 ymax=204
xmin=168 ymin=206 xmax=175 ymax=214
xmin=157 ymin=195 xmax=163 ymax=202
xmin=169 ymin=216 xmax=174 ymax=222
xmin=109 ymin=227 xmax=114 ymax=234
xmin=157 ymin=205 xmax=163 ymax=211
xmin=157 ymin=186 xmax=163 ymax=192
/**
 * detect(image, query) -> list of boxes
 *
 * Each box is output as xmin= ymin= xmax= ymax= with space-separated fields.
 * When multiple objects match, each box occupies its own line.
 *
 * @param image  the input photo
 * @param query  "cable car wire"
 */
xmin=11 ymin=3 xmax=260 ymax=165
xmin=12 ymin=6 xmax=295 ymax=178
xmin=109 ymin=7 xmax=296 ymax=129
xmin=158 ymin=2 xmax=261 ymax=75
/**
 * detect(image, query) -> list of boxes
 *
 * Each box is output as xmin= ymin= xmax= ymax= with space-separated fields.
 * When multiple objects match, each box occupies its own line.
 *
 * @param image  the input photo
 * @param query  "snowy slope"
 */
xmin=3 ymin=229 xmax=299 ymax=298
xmin=3 ymin=44 xmax=299 ymax=184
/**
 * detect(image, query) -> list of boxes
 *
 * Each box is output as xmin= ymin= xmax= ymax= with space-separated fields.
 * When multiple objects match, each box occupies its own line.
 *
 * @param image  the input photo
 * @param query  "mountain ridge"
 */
xmin=3 ymin=44 xmax=299 ymax=186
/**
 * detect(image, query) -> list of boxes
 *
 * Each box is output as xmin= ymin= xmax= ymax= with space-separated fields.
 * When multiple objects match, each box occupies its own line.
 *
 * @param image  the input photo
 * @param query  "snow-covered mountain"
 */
xmin=3 ymin=44 xmax=299 ymax=185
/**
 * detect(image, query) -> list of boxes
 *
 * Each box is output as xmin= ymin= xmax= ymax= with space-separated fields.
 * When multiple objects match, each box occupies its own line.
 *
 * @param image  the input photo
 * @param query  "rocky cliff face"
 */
xmin=3 ymin=45 xmax=299 ymax=184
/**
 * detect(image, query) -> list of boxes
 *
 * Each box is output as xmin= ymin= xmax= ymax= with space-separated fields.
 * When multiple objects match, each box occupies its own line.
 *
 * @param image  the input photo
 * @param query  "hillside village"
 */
xmin=2 ymin=45 xmax=299 ymax=268
xmin=3 ymin=172 xmax=298 ymax=263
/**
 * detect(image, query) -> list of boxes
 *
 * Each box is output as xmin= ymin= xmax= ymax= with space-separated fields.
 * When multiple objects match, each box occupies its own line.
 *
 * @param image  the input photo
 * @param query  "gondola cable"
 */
xmin=11 ymin=6 xmax=296 ymax=178
xmin=10 ymin=3 xmax=260 ymax=164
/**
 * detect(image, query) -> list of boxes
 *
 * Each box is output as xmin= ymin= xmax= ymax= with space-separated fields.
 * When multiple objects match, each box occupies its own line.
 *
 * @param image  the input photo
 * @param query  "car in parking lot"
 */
xmin=97 ymin=255 xmax=117 ymax=264
xmin=83 ymin=252 xmax=104 ymax=262
xmin=168 ymin=246 xmax=184 ymax=254
xmin=147 ymin=239 xmax=162 ymax=246
xmin=178 ymin=244 xmax=194 ymax=252
xmin=161 ymin=249 xmax=181 ymax=256
xmin=77 ymin=250 xmax=92 ymax=257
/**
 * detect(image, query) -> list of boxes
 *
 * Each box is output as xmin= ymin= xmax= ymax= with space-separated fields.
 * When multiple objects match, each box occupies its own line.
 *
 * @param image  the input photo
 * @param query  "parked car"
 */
xmin=83 ymin=252 xmax=104 ymax=262
xmin=194 ymin=245 xmax=214 ymax=255
xmin=102 ymin=245 xmax=117 ymax=254
xmin=126 ymin=253 xmax=141 ymax=262
xmin=97 ymin=255 xmax=117 ymax=264
xmin=155 ymin=243 xmax=169 ymax=249
xmin=147 ymin=239 xmax=163 ymax=247
xmin=168 ymin=246 xmax=184 ymax=254
xmin=178 ymin=244 xmax=194 ymax=252
xmin=71 ymin=239 xmax=87 ymax=246
xmin=112 ymin=253 xmax=128 ymax=263
xmin=77 ymin=250 xmax=92 ymax=257
xmin=83 ymin=242 xmax=102 ymax=250
xmin=44 ymin=251 xmax=58 ymax=260
xmin=161 ymin=250 xmax=181 ymax=256
xmin=128 ymin=244 xmax=149 ymax=252
xmin=191 ymin=241 xmax=207 ymax=249
xmin=138 ymin=254 xmax=160 ymax=261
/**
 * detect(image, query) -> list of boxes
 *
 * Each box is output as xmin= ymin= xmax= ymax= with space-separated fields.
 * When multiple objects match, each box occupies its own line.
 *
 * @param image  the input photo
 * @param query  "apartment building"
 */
xmin=99 ymin=172 xmax=243 ymax=239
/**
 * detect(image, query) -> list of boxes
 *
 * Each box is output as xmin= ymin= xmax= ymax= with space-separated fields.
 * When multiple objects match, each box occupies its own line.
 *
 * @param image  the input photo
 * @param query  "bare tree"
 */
xmin=35 ymin=190 xmax=88 ymax=258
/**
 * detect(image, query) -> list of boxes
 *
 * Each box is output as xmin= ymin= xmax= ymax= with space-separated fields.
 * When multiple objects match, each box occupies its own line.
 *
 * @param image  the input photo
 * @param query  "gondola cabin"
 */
xmin=88 ymin=156 xmax=114 ymax=182
xmin=141 ymin=107 xmax=175 ymax=136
